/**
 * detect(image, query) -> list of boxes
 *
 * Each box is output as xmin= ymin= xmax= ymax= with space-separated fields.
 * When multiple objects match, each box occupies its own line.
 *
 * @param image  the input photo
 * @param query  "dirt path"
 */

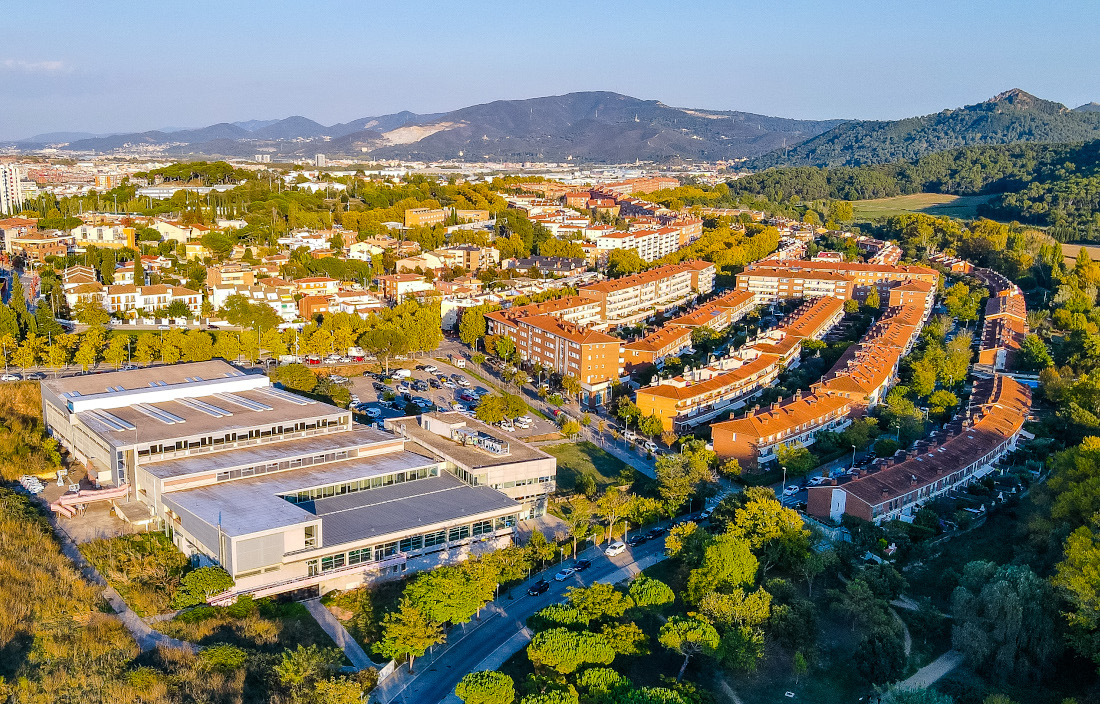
xmin=717 ymin=676 xmax=744 ymax=704
xmin=897 ymin=650 xmax=964 ymax=690
xmin=891 ymin=607 xmax=912 ymax=658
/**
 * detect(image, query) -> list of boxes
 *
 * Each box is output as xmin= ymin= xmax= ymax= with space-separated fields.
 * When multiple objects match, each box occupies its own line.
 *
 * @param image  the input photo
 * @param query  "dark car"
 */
xmin=527 ymin=579 xmax=551 ymax=596
xmin=644 ymin=527 xmax=667 ymax=540
xmin=428 ymin=377 xmax=442 ymax=389
xmin=413 ymin=380 xmax=429 ymax=392
xmin=626 ymin=534 xmax=648 ymax=547
xmin=372 ymin=382 xmax=387 ymax=392
xmin=574 ymin=559 xmax=592 ymax=571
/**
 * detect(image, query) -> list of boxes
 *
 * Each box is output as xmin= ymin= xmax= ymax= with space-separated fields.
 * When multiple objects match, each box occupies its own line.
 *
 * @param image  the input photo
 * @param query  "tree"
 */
xmin=865 ymin=286 xmax=880 ymax=309
xmin=1018 ymin=333 xmax=1054 ymax=371
xmin=172 ymin=566 xmax=234 ymax=608
xmin=686 ymin=533 xmax=758 ymax=604
xmin=456 ymin=671 xmax=515 ymax=704
xmin=775 ymin=443 xmax=815 ymax=477
xmin=829 ymin=200 xmax=854 ymax=223
xmin=74 ymin=334 xmax=100 ymax=372
xmin=1054 ymin=524 xmax=1100 ymax=667
xmin=72 ymin=298 xmax=111 ymax=326
xmin=459 ymin=304 xmax=498 ymax=348
xmin=801 ymin=549 xmax=838 ymax=597
xmin=103 ymin=335 xmax=130 ymax=368
xmin=566 ymin=582 xmax=634 ymax=625
xmin=275 ymin=644 xmax=342 ymax=697
xmin=727 ymin=491 xmax=810 ymax=575
xmin=561 ymin=375 xmax=581 ymax=399
xmin=607 ymin=249 xmax=646 ymax=278
xmin=638 ymin=414 xmax=664 ymax=441
xmin=655 ymin=453 xmax=711 ymax=516
xmin=527 ymin=628 xmax=615 ymax=674
xmin=526 ymin=529 xmax=557 ymax=568
xmin=374 ymin=597 xmax=444 ymax=672
xmin=562 ymin=498 xmax=594 ymax=558
xmin=561 ymin=419 xmax=581 ymax=438
xmin=659 ymin=616 xmax=719 ymax=681
xmin=270 ymin=363 xmax=317 ymax=392
xmin=629 ymin=574 xmax=675 ymax=608
xmin=476 ymin=395 xmax=507 ymax=424
xmin=951 ymin=561 xmax=1059 ymax=682
xmin=855 ymin=630 xmax=906 ymax=684
xmin=596 ymin=488 xmax=633 ymax=543
xmin=359 ymin=327 xmax=409 ymax=374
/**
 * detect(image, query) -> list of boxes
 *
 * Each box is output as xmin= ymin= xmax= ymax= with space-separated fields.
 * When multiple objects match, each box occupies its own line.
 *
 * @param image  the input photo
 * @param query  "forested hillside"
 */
xmin=750 ymin=89 xmax=1100 ymax=169
xmin=732 ymin=140 xmax=1100 ymax=240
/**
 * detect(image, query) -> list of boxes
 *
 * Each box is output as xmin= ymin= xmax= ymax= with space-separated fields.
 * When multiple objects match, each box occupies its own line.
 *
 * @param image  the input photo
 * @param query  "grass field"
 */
xmin=1061 ymin=243 xmax=1100 ymax=267
xmin=851 ymin=193 xmax=995 ymax=221
xmin=545 ymin=441 xmax=632 ymax=492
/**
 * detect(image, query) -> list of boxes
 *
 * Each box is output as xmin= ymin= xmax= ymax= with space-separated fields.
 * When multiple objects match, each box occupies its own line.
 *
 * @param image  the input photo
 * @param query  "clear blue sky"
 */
xmin=3 ymin=0 xmax=1099 ymax=140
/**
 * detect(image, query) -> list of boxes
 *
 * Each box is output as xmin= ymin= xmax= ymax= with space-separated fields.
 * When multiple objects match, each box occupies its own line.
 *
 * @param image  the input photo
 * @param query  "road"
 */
xmin=373 ymin=533 xmax=671 ymax=704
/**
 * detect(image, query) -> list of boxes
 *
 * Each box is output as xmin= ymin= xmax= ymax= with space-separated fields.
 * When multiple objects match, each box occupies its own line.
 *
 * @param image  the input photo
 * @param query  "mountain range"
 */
xmin=6 ymin=89 xmax=1099 ymax=167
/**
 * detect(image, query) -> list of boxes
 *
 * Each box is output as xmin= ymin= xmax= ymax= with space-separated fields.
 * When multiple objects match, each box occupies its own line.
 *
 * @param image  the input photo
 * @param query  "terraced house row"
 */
xmin=623 ymin=290 xmax=756 ymax=371
xmin=636 ymin=296 xmax=845 ymax=432
xmin=736 ymin=259 xmax=939 ymax=304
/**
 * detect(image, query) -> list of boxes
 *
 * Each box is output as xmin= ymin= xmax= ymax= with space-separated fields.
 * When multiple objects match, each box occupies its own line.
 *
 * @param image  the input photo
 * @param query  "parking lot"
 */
xmin=335 ymin=357 xmax=561 ymax=440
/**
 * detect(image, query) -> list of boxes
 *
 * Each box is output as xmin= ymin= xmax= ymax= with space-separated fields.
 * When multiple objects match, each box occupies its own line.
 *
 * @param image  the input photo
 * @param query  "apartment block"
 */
xmin=207 ymin=262 xmax=257 ymax=288
xmin=740 ymin=260 xmax=939 ymax=302
xmin=593 ymin=227 xmax=682 ymax=262
xmin=486 ymin=311 xmax=624 ymax=407
xmin=404 ymin=208 xmax=447 ymax=228
xmin=105 ymin=284 xmax=202 ymax=316
xmin=579 ymin=260 xmax=716 ymax=326
xmin=211 ymin=284 xmax=297 ymax=322
xmin=376 ymin=274 xmax=436 ymax=303
xmin=41 ymin=362 xmax=525 ymax=601
xmin=70 ymin=223 xmax=135 ymax=249
xmin=432 ymin=244 xmax=499 ymax=272
xmin=735 ymin=267 xmax=854 ymax=304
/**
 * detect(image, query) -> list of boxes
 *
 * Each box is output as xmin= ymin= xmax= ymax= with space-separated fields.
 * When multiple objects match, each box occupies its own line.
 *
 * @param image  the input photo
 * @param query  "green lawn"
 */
xmin=851 ymin=193 xmax=995 ymax=221
xmin=545 ymin=441 xmax=632 ymax=492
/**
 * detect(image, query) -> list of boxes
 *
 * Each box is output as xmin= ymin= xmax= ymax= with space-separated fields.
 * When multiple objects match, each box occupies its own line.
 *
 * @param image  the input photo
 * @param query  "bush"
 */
xmin=80 ymin=532 xmax=190 ymax=616
xmin=172 ymin=566 xmax=234 ymax=609
xmin=200 ymin=643 xmax=250 ymax=672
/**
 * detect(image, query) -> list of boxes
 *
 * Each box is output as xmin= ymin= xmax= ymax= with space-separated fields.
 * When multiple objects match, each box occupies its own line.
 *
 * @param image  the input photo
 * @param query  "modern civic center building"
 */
xmin=41 ymin=360 xmax=549 ymax=601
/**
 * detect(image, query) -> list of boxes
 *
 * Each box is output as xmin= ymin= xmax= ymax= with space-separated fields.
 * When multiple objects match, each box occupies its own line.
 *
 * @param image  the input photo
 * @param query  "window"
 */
xmin=423 ymin=530 xmax=446 ymax=547
xmin=374 ymin=542 xmax=398 ymax=560
xmin=448 ymin=525 xmax=470 ymax=542
xmin=304 ymin=525 xmax=316 ymax=549
xmin=348 ymin=548 xmax=369 ymax=565
xmin=472 ymin=520 xmax=493 ymax=536
xmin=400 ymin=535 xmax=423 ymax=552
xmin=320 ymin=553 xmax=345 ymax=572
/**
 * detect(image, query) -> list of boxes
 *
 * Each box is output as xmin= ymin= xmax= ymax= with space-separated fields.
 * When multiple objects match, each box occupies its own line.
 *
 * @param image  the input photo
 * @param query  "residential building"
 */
xmin=503 ymin=256 xmax=588 ymax=277
xmin=41 ymin=361 xmax=524 ymax=600
xmin=376 ymin=274 xmax=436 ymax=303
xmin=740 ymin=260 xmax=939 ymax=303
xmin=0 ymin=165 xmax=26 ymax=215
xmin=432 ymin=245 xmax=499 ymax=272
xmin=105 ymin=284 xmax=202 ymax=316
xmin=388 ymin=412 xmax=556 ymax=519
xmin=404 ymin=208 xmax=447 ymax=228
xmin=180 ymin=242 xmax=213 ymax=261
xmin=807 ymin=375 xmax=1030 ymax=524
xmin=579 ymin=260 xmax=716 ymax=326
xmin=593 ymin=228 xmax=682 ymax=263
xmin=293 ymin=276 xmax=340 ymax=297
xmin=454 ymin=209 xmax=490 ymax=223
xmin=666 ymin=290 xmax=756 ymax=331
xmin=623 ymin=290 xmax=757 ymax=372
xmin=485 ymin=313 xmax=624 ymax=407
xmin=487 ymin=295 xmax=604 ymax=332
xmin=211 ymin=284 xmax=297 ymax=322
xmin=0 ymin=216 xmax=37 ymax=253
xmin=207 ymin=262 xmax=256 ymax=288
xmin=735 ymin=267 xmax=854 ymax=304
xmin=636 ymin=297 xmax=844 ymax=432
xmin=623 ymin=325 xmax=694 ymax=371
xmin=712 ymin=391 xmax=857 ymax=468
xmin=396 ymin=252 xmax=445 ymax=274
xmin=151 ymin=219 xmax=210 ymax=244
xmin=70 ymin=223 xmax=135 ymax=249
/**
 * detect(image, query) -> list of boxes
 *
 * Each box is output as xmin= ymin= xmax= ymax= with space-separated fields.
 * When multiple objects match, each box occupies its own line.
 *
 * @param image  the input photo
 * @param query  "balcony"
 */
xmin=209 ymin=553 xmax=408 ymax=605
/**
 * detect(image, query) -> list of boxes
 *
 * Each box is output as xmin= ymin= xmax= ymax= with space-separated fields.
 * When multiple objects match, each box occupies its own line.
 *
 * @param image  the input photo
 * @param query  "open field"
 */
xmin=1061 ymin=243 xmax=1100 ymax=267
xmin=851 ymin=193 xmax=995 ymax=220
xmin=545 ymin=441 xmax=632 ymax=492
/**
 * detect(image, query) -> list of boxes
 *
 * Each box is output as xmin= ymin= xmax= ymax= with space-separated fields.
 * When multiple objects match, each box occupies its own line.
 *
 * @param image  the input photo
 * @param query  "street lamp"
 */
xmin=850 ymin=444 xmax=857 ymax=470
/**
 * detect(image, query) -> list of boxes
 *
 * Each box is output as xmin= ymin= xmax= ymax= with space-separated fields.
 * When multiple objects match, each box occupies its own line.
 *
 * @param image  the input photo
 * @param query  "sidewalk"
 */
xmin=896 ymin=650 xmax=963 ymax=690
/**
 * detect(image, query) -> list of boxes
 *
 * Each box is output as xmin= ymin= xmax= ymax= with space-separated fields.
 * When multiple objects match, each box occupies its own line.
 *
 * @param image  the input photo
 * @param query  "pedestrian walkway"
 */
xmin=897 ymin=650 xmax=964 ymax=690
xmin=303 ymin=597 xmax=380 ymax=670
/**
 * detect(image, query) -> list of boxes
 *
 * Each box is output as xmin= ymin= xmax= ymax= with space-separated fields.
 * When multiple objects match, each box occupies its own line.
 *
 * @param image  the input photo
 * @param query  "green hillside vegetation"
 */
xmin=750 ymin=89 xmax=1100 ymax=168
xmin=730 ymin=139 xmax=1100 ymax=240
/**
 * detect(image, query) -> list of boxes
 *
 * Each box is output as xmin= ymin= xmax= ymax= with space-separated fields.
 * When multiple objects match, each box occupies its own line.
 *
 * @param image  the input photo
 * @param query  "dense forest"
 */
xmin=730 ymin=140 xmax=1100 ymax=240
xmin=749 ymin=89 xmax=1100 ymax=169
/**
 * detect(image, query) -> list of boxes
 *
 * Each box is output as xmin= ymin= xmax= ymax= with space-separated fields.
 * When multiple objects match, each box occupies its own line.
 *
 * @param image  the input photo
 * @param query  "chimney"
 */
xmin=910 ymin=474 xmax=918 ymax=487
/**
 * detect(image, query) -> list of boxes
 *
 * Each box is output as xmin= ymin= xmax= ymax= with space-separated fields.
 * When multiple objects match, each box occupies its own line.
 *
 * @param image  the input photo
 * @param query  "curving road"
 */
xmin=371 ymin=534 xmax=671 ymax=704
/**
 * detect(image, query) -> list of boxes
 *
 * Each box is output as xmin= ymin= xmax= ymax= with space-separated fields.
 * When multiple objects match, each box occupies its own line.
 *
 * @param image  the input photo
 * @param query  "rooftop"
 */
xmin=394 ymin=413 xmax=553 ymax=470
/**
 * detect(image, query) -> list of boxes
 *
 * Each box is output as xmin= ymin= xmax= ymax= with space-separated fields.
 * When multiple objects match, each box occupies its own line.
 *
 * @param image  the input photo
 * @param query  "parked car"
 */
xmin=423 ymin=364 xmax=438 ymax=374
xmin=574 ymin=559 xmax=592 ymax=571
xmin=412 ymin=380 xmax=429 ymax=392
xmin=363 ymin=407 xmax=382 ymax=418
xmin=553 ymin=567 xmax=576 ymax=582
xmin=783 ymin=485 xmax=800 ymax=497
xmin=452 ymin=402 xmax=465 ymax=411
xmin=119 ymin=364 xmax=138 ymax=371
xmin=392 ymin=369 xmax=412 ymax=379
xmin=527 ymin=579 xmax=551 ymax=596
xmin=349 ymin=394 xmax=360 ymax=404
xmin=1 ymin=373 xmax=21 ymax=381
xmin=808 ymin=476 xmax=828 ymax=486
xmin=642 ymin=440 xmax=658 ymax=453
xmin=25 ymin=372 xmax=45 ymax=380
xmin=626 ymin=534 xmax=648 ymax=547
xmin=604 ymin=541 xmax=627 ymax=557
xmin=372 ymin=382 xmax=387 ymax=392
xmin=453 ymin=375 xmax=470 ymax=387
xmin=441 ymin=378 xmax=457 ymax=389
xmin=645 ymin=527 xmax=668 ymax=539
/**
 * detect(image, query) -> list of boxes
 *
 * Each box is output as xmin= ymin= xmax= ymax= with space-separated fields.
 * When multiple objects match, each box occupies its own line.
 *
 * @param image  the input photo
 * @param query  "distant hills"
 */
xmin=6 ymin=92 xmax=841 ymax=163
xmin=9 ymin=89 xmax=1100 ymax=166
xmin=748 ymin=89 xmax=1100 ymax=168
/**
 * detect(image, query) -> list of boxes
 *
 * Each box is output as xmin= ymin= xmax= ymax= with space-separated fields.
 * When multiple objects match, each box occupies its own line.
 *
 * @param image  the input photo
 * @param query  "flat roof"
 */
xmin=77 ymin=387 xmax=345 ymax=447
xmin=42 ymin=360 xmax=249 ymax=397
xmin=394 ymin=413 xmax=552 ymax=470
xmin=143 ymin=426 xmax=397 ymax=480
xmin=162 ymin=446 xmax=444 ymax=537
xmin=316 ymin=471 xmax=520 ymax=546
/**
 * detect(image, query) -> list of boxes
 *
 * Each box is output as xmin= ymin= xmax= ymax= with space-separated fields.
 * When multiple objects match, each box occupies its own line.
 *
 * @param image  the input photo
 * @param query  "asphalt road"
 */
xmin=375 ymin=533 xmax=672 ymax=704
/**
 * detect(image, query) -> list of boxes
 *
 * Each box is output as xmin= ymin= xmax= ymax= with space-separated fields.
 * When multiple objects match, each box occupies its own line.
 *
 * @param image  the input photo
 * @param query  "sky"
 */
xmin=2 ymin=0 xmax=1099 ymax=141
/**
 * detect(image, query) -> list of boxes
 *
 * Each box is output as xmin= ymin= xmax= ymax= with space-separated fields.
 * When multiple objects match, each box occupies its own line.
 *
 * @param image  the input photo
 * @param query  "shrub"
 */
xmin=200 ymin=643 xmax=250 ymax=672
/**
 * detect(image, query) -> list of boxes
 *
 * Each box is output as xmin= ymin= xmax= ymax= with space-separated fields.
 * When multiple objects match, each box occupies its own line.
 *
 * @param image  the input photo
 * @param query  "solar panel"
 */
xmin=261 ymin=387 xmax=315 ymax=406
xmin=176 ymin=398 xmax=233 ymax=418
xmin=214 ymin=392 xmax=273 ymax=412
xmin=134 ymin=403 xmax=186 ymax=424
xmin=98 ymin=410 xmax=136 ymax=430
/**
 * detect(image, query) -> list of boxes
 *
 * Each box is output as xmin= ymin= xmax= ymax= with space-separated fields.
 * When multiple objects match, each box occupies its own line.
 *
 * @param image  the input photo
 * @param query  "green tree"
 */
xmin=103 ymin=335 xmax=130 ymax=369
xmin=374 ymin=597 xmax=445 ymax=672
xmin=686 ymin=533 xmax=758 ymax=604
xmin=275 ymin=644 xmax=341 ymax=698
xmin=775 ymin=443 xmax=815 ymax=477
xmin=951 ymin=561 xmax=1059 ymax=682
xmin=855 ymin=630 xmax=906 ymax=684
xmin=659 ymin=616 xmax=720 ymax=681
xmin=172 ymin=567 xmax=234 ymax=608
xmin=565 ymin=582 xmax=634 ymax=625
xmin=629 ymin=574 xmax=675 ymax=608
xmin=527 ymin=628 xmax=615 ymax=674
xmin=455 ymin=671 xmax=515 ymax=704
xmin=1054 ymin=524 xmax=1100 ymax=667
xmin=72 ymin=298 xmax=111 ymax=326
xmin=607 ymin=249 xmax=646 ymax=278
xmin=1019 ymin=333 xmax=1054 ymax=371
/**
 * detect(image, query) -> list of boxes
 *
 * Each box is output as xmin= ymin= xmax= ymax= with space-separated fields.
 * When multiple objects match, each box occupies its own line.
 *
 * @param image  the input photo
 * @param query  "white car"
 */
xmin=604 ymin=541 xmax=627 ymax=557
xmin=364 ymin=407 xmax=382 ymax=419
xmin=783 ymin=485 xmax=801 ymax=497
xmin=554 ymin=567 xmax=577 ymax=582
xmin=330 ymin=375 xmax=349 ymax=384
xmin=451 ymin=402 xmax=465 ymax=411
xmin=454 ymin=376 xmax=470 ymax=387
xmin=392 ymin=369 xmax=413 ymax=379
xmin=0 ymin=373 xmax=20 ymax=381
xmin=423 ymin=365 xmax=438 ymax=374
xmin=808 ymin=476 xmax=828 ymax=486
xmin=441 ymin=379 xmax=457 ymax=389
